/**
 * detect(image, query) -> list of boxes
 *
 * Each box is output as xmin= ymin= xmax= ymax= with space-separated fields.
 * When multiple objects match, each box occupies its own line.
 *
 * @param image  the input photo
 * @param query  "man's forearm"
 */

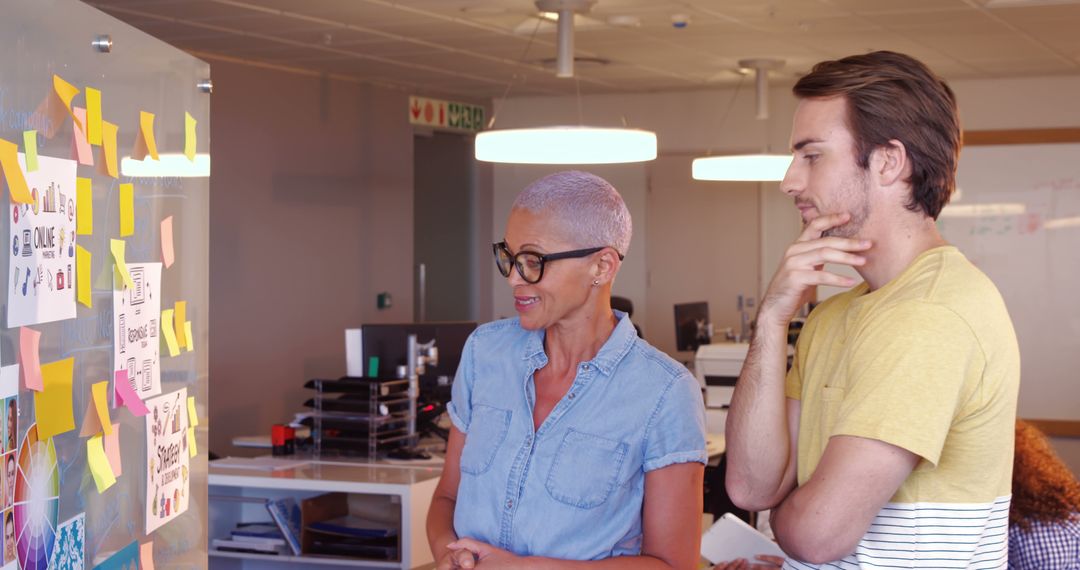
xmin=725 ymin=315 xmax=794 ymax=510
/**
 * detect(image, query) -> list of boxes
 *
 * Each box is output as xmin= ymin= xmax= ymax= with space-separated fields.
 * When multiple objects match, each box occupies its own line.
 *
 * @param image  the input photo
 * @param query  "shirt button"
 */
xmin=568 ymin=393 xmax=576 ymax=400
xmin=505 ymin=499 xmax=513 ymax=509
xmin=583 ymin=364 xmax=590 ymax=370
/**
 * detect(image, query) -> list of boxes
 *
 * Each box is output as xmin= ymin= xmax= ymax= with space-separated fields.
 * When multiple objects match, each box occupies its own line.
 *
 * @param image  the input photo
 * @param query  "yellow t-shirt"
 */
xmin=784 ymin=246 xmax=1020 ymax=569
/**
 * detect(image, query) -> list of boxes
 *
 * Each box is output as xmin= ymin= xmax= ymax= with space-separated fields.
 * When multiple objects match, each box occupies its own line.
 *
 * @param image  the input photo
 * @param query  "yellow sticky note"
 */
xmin=187 ymin=396 xmax=199 ymax=428
xmin=99 ymin=120 xmax=118 ymax=178
xmin=140 ymin=542 xmax=154 ymax=570
xmin=23 ymin=130 xmax=38 ymax=172
xmin=110 ymin=239 xmax=134 ymax=290
xmin=87 ymin=434 xmax=116 ymax=493
xmin=92 ymin=381 xmax=112 ymax=436
xmin=76 ymin=177 xmax=93 ymax=235
xmin=134 ymin=111 xmax=159 ymax=161
xmin=0 ymin=138 xmax=33 ymax=204
xmin=187 ymin=426 xmax=197 ymax=458
xmin=160 ymin=216 xmax=175 ymax=268
xmin=54 ymin=75 xmax=81 ymax=132
xmin=34 ymin=358 xmax=76 ymax=441
xmin=174 ymin=301 xmax=187 ymax=349
xmin=119 ymin=183 xmax=134 ymax=236
xmin=86 ymin=87 xmax=102 ymax=146
xmin=184 ymin=112 xmax=196 ymax=161
xmin=184 ymin=321 xmax=194 ymax=353
xmin=77 ymin=245 xmax=92 ymax=308
xmin=161 ymin=309 xmax=180 ymax=357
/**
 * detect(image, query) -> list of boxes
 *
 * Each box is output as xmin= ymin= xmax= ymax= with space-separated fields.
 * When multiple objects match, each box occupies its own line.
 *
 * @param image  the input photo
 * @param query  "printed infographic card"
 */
xmin=113 ymin=263 xmax=162 ymax=400
xmin=145 ymin=388 xmax=189 ymax=534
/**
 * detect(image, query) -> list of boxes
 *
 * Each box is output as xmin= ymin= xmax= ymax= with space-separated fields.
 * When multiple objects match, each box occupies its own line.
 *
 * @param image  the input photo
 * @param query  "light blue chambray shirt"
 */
xmin=447 ymin=311 xmax=707 ymax=561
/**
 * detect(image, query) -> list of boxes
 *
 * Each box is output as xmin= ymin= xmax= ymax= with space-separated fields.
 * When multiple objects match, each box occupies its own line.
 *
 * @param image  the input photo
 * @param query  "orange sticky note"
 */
xmin=0 ymin=138 xmax=33 ymax=204
xmin=19 ymin=327 xmax=43 ymax=391
xmin=160 ymin=216 xmax=175 ymax=268
xmin=77 ymin=245 xmax=92 ymax=308
xmin=79 ymin=398 xmax=103 ymax=437
xmin=92 ymin=381 xmax=112 ymax=436
xmin=110 ymin=239 xmax=134 ymax=289
xmin=54 ymin=75 xmax=81 ymax=133
xmin=184 ymin=321 xmax=194 ymax=352
xmin=161 ymin=309 xmax=180 ymax=357
xmin=71 ymin=107 xmax=94 ymax=166
xmin=119 ymin=183 xmax=134 ymax=236
xmin=114 ymin=370 xmax=149 ymax=417
xmin=87 ymin=434 xmax=116 ymax=493
xmin=104 ymin=423 xmax=122 ymax=477
xmin=23 ymin=130 xmax=39 ymax=172
xmin=76 ymin=177 xmax=93 ymax=235
xmin=98 ymin=120 xmax=118 ymax=178
xmin=133 ymin=111 xmax=159 ymax=161
xmin=184 ymin=112 xmax=196 ymax=161
xmin=174 ymin=301 xmax=187 ymax=349
xmin=34 ymin=358 xmax=76 ymax=440
xmin=86 ymin=87 xmax=103 ymax=146
xmin=140 ymin=542 xmax=155 ymax=570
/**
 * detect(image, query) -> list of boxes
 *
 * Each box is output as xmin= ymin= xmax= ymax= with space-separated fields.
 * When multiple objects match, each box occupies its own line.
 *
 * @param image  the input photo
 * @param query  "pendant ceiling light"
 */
xmin=474 ymin=0 xmax=658 ymax=165
xmin=692 ymin=59 xmax=792 ymax=182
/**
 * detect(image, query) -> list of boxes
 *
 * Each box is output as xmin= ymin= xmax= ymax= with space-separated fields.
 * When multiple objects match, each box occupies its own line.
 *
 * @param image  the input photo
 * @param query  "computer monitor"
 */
xmin=674 ymin=302 xmax=711 ymax=352
xmin=357 ymin=321 xmax=477 ymax=402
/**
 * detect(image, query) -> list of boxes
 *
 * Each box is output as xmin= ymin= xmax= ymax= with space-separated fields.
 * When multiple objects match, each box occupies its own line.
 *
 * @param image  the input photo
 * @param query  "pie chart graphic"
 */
xmin=13 ymin=424 xmax=60 ymax=570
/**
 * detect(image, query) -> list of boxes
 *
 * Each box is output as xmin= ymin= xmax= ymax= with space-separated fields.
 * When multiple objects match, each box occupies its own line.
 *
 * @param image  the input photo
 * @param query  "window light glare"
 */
xmin=691 ymin=154 xmax=792 ymax=182
xmin=120 ymin=153 xmax=211 ymax=178
xmin=475 ymin=127 xmax=657 ymax=164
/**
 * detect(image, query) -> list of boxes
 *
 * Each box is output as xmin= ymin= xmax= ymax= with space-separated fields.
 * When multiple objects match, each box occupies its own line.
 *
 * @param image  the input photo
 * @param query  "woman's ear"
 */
xmin=592 ymin=248 xmax=622 ymax=286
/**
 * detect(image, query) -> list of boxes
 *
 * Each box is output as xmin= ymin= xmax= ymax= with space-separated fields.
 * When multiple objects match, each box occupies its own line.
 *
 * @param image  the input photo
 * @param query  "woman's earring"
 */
xmin=592 ymin=279 xmax=600 ymax=286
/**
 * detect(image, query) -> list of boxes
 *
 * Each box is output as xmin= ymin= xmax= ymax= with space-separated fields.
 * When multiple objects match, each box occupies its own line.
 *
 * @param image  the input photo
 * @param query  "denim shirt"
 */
xmin=447 ymin=312 xmax=707 ymax=561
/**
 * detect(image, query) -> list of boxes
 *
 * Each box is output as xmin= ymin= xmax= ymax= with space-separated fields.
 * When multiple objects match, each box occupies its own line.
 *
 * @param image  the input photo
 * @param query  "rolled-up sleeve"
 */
xmin=643 ymin=372 xmax=708 ymax=472
xmin=447 ymin=333 xmax=476 ymax=433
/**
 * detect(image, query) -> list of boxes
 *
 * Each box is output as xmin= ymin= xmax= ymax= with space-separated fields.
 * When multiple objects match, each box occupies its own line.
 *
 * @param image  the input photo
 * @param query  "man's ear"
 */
xmin=873 ymin=139 xmax=910 ymax=188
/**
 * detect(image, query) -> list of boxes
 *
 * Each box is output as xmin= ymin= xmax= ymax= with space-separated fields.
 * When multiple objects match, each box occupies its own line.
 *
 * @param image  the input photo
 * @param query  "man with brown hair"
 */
xmin=725 ymin=51 xmax=1020 ymax=568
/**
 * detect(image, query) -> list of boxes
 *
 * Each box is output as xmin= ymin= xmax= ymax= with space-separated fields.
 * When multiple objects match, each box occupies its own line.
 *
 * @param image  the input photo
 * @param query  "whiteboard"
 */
xmin=1 ymin=1 xmax=209 ymax=568
xmin=942 ymin=143 xmax=1080 ymax=419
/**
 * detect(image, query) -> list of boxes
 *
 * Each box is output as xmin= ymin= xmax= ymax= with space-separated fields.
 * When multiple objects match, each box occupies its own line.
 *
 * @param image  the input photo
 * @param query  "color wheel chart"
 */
xmin=13 ymin=425 xmax=59 ymax=570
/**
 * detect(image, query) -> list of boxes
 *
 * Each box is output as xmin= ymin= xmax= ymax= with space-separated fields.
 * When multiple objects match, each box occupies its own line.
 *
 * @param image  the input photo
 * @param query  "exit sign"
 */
xmin=409 ymin=96 xmax=485 ymax=133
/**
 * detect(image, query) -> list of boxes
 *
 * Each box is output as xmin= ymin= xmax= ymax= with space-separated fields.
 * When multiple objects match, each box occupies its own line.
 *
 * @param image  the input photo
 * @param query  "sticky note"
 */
xmin=174 ymin=301 xmax=187 ymax=349
xmin=86 ymin=87 xmax=102 ymax=146
xmin=87 ymin=434 xmax=116 ymax=493
xmin=19 ymin=327 xmax=43 ymax=391
xmin=187 ymin=427 xmax=197 ymax=458
xmin=79 ymin=398 xmax=103 ymax=437
xmin=53 ymin=75 xmax=81 ymax=132
xmin=114 ymin=370 xmax=148 ymax=416
xmin=92 ymin=381 xmax=112 ymax=436
xmin=34 ymin=358 xmax=76 ymax=440
xmin=161 ymin=309 xmax=180 ymax=357
xmin=71 ymin=107 xmax=94 ymax=166
xmin=76 ymin=177 xmax=93 ymax=235
xmin=184 ymin=321 xmax=194 ymax=352
xmin=119 ymin=183 xmax=134 ymax=236
xmin=140 ymin=542 xmax=154 ymax=570
xmin=23 ymin=130 xmax=38 ymax=172
xmin=110 ymin=239 xmax=134 ymax=289
xmin=104 ymin=424 xmax=122 ymax=477
xmin=76 ymin=245 xmax=92 ymax=308
xmin=99 ymin=120 xmax=118 ymax=178
xmin=133 ymin=111 xmax=159 ymax=161
xmin=0 ymin=138 xmax=33 ymax=204
xmin=187 ymin=396 xmax=199 ymax=428
xmin=184 ymin=112 xmax=196 ymax=161
xmin=160 ymin=216 xmax=175 ymax=268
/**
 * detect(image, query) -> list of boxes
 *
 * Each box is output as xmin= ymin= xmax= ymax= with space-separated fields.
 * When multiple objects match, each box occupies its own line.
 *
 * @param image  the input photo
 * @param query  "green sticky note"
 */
xmin=22 ymin=130 xmax=38 ymax=171
xmin=367 ymin=356 xmax=379 ymax=378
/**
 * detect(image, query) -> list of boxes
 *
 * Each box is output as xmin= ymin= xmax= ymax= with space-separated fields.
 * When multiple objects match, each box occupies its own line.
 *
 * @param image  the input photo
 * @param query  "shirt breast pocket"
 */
xmin=821 ymin=386 xmax=845 ymax=435
xmin=545 ymin=429 xmax=629 ymax=509
xmin=459 ymin=404 xmax=512 ymax=475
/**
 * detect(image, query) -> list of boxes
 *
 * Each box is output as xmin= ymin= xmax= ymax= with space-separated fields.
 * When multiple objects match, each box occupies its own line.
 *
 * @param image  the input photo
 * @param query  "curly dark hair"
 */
xmin=1010 ymin=420 xmax=1080 ymax=531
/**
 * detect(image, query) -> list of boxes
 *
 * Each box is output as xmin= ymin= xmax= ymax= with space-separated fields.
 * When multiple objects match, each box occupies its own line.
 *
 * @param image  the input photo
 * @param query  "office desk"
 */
xmin=209 ymin=460 xmax=440 ymax=569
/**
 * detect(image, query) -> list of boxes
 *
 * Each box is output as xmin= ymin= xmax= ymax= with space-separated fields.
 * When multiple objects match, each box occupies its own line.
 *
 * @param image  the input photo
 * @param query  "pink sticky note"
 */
xmin=140 ymin=542 xmax=155 ymax=570
xmin=19 ymin=327 xmax=43 ymax=391
xmin=71 ymin=107 xmax=94 ymax=166
xmin=161 ymin=216 xmax=175 ymax=268
xmin=113 ymin=370 xmax=149 ymax=416
xmin=104 ymin=423 xmax=122 ymax=477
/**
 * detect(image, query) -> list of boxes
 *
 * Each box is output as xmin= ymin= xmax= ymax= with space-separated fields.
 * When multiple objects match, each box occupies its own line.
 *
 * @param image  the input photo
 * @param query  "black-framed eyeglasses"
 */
xmin=493 ymin=241 xmax=624 ymax=284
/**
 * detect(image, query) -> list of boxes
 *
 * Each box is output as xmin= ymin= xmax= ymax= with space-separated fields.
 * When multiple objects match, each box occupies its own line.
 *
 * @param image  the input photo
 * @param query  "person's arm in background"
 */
xmin=726 ymin=213 xmax=869 ymax=510
xmin=447 ymin=463 xmax=705 ymax=570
